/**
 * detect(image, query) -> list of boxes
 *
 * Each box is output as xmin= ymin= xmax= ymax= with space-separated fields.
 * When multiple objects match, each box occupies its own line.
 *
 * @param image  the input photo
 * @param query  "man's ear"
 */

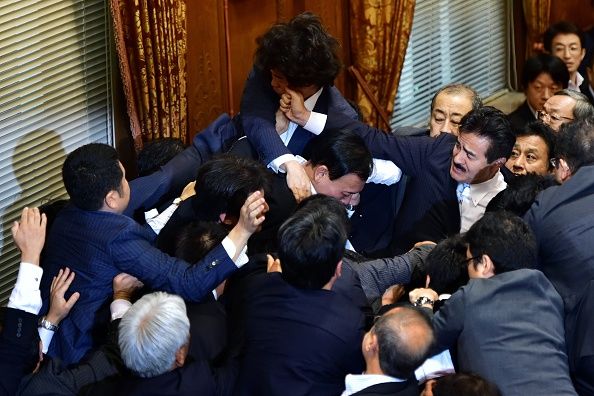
xmin=104 ymin=190 xmax=120 ymax=210
xmin=219 ymin=212 xmax=237 ymax=225
xmin=492 ymin=157 xmax=506 ymax=168
xmin=426 ymin=274 xmax=431 ymax=288
xmin=479 ymin=254 xmax=496 ymax=277
xmin=174 ymin=343 xmax=189 ymax=368
xmin=558 ymin=158 xmax=572 ymax=182
xmin=313 ymin=165 xmax=329 ymax=182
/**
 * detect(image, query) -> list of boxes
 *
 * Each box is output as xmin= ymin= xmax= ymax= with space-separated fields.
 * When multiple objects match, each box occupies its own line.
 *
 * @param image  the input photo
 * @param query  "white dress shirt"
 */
xmin=341 ymin=373 xmax=405 ymax=396
xmin=458 ymin=171 xmax=507 ymax=233
xmin=568 ymin=72 xmax=584 ymax=92
xmin=7 ymin=262 xmax=54 ymax=353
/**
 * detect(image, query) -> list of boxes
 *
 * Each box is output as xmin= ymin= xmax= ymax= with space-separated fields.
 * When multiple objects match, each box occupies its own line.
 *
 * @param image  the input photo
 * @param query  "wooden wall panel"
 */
xmin=186 ymin=0 xmax=229 ymax=138
xmin=549 ymin=0 xmax=594 ymax=29
xmin=185 ymin=0 xmax=351 ymax=139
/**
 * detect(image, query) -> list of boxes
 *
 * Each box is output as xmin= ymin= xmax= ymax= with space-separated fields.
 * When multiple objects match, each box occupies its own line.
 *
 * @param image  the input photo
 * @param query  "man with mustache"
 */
xmin=280 ymin=91 xmax=514 ymax=254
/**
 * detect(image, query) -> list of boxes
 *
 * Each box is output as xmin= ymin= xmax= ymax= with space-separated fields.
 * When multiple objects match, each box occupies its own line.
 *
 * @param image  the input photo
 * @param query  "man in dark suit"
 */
xmin=232 ymin=196 xmax=366 ymax=396
xmin=341 ymin=305 xmax=433 ymax=396
xmin=281 ymin=93 xmax=515 ymax=254
xmin=524 ymin=118 xmax=594 ymax=395
xmin=410 ymin=211 xmax=577 ymax=396
xmin=580 ymin=54 xmax=594 ymax=106
xmin=508 ymin=54 xmax=568 ymax=133
xmin=40 ymin=144 xmax=268 ymax=365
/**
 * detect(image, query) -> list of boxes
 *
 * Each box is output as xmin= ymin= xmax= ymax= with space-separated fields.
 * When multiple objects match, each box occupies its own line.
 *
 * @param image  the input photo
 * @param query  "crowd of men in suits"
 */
xmin=2 ymin=11 xmax=594 ymax=396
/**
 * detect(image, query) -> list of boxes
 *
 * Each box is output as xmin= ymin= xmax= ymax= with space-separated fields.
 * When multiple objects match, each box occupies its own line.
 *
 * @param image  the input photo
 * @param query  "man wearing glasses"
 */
xmin=537 ymin=89 xmax=594 ymax=131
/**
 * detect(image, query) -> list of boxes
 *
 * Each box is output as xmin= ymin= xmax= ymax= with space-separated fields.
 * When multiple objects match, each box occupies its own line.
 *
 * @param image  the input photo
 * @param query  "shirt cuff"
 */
xmin=145 ymin=201 xmax=180 ymax=235
xmin=7 ymin=262 xmax=43 ymax=315
xmin=221 ymin=236 xmax=249 ymax=268
xmin=268 ymin=154 xmax=298 ymax=173
xmin=38 ymin=327 xmax=55 ymax=354
xmin=367 ymin=159 xmax=402 ymax=185
xmin=303 ymin=111 xmax=327 ymax=135
xmin=110 ymin=299 xmax=132 ymax=321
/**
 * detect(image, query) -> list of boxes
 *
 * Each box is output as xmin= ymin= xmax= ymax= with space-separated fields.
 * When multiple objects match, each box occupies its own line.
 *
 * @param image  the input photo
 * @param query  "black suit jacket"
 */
xmin=580 ymin=82 xmax=594 ymax=106
xmin=0 ymin=308 xmax=39 ymax=396
xmin=351 ymin=380 xmax=419 ymax=396
xmin=232 ymin=273 xmax=365 ymax=396
xmin=507 ymin=100 xmax=536 ymax=133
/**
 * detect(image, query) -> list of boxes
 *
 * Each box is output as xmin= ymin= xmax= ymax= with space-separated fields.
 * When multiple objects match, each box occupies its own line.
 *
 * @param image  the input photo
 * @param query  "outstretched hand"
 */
xmin=279 ymin=88 xmax=310 ymax=126
xmin=46 ymin=267 xmax=80 ymax=325
xmin=11 ymin=207 xmax=47 ymax=265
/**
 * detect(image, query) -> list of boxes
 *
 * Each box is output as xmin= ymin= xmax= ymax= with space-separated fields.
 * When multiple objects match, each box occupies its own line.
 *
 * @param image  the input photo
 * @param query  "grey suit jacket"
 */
xmin=432 ymin=269 xmax=576 ymax=396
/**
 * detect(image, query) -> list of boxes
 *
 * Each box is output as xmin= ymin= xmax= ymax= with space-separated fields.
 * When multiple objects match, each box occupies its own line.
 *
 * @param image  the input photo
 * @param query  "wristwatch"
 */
xmin=38 ymin=316 xmax=59 ymax=331
xmin=414 ymin=296 xmax=435 ymax=307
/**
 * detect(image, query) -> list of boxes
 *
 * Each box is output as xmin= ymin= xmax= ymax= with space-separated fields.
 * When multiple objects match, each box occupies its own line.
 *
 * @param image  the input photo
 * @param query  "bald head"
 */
xmin=429 ymin=84 xmax=482 ymax=137
xmin=374 ymin=306 xmax=434 ymax=378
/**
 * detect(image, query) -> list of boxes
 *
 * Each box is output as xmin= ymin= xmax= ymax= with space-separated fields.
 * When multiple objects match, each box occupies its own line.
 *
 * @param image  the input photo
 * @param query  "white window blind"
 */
xmin=391 ymin=0 xmax=507 ymax=129
xmin=0 ymin=0 xmax=113 ymax=304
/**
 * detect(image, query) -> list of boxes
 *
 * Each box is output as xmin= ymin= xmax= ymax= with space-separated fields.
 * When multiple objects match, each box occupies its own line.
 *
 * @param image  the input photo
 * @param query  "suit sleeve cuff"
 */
xmin=303 ymin=111 xmax=327 ymax=135
xmin=7 ymin=262 xmax=43 ymax=315
xmin=268 ymin=154 xmax=297 ymax=173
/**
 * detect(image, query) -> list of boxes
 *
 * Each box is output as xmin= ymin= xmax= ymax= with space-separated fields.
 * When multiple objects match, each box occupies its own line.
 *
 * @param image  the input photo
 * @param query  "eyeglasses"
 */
xmin=537 ymin=110 xmax=573 ymax=123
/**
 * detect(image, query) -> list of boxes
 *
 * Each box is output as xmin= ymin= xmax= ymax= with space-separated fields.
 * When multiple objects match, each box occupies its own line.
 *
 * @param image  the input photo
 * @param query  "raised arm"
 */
xmin=114 ymin=192 xmax=268 ymax=302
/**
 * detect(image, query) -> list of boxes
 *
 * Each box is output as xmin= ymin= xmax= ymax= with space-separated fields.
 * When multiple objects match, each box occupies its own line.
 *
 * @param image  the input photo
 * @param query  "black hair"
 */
xmin=430 ymin=84 xmax=482 ymax=113
xmin=303 ymin=129 xmax=373 ymax=181
xmin=516 ymin=120 xmax=557 ymax=168
xmin=374 ymin=306 xmax=434 ymax=379
xmin=486 ymin=174 xmax=559 ymax=217
xmin=459 ymin=106 xmax=515 ymax=162
xmin=433 ymin=372 xmax=502 ymax=396
xmin=464 ymin=211 xmax=537 ymax=274
xmin=278 ymin=195 xmax=347 ymax=289
xmin=137 ymin=138 xmax=185 ymax=177
xmin=254 ymin=12 xmax=341 ymax=88
xmin=521 ymin=53 xmax=569 ymax=89
xmin=543 ymin=21 xmax=585 ymax=52
xmin=62 ymin=143 xmax=122 ymax=211
xmin=425 ymin=235 xmax=469 ymax=295
xmin=174 ymin=221 xmax=228 ymax=265
xmin=191 ymin=155 xmax=272 ymax=222
xmin=555 ymin=117 xmax=594 ymax=173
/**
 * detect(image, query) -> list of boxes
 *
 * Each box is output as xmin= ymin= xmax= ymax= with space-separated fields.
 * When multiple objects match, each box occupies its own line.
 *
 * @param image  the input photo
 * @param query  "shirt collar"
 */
xmin=304 ymin=87 xmax=324 ymax=111
xmin=568 ymin=72 xmax=584 ymax=91
xmin=342 ymin=374 xmax=405 ymax=396
xmin=466 ymin=171 xmax=506 ymax=206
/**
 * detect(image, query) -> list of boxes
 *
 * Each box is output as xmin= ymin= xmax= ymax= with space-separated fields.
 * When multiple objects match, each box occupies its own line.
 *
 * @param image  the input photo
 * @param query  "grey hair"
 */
xmin=554 ymin=89 xmax=594 ymax=121
xmin=118 ymin=292 xmax=190 ymax=378
xmin=430 ymin=83 xmax=483 ymax=113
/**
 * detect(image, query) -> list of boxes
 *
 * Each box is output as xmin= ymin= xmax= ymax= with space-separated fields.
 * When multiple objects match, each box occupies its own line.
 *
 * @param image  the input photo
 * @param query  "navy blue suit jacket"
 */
xmin=233 ymin=273 xmax=365 ymax=396
xmin=240 ymin=66 xmax=358 ymax=165
xmin=125 ymin=113 xmax=243 ymax=219
xmin=324 ymin=113 xmax=460 ymax=253
xmin=40 ymin=204 xmax=239 ymax=365
xmin=0 ymin=308 xmax=39 ymax=396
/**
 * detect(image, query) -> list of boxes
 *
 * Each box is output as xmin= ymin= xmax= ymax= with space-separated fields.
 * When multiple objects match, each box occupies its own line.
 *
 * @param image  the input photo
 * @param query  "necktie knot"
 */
xmin=457 ymin=183 xmax=470 ymax=203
